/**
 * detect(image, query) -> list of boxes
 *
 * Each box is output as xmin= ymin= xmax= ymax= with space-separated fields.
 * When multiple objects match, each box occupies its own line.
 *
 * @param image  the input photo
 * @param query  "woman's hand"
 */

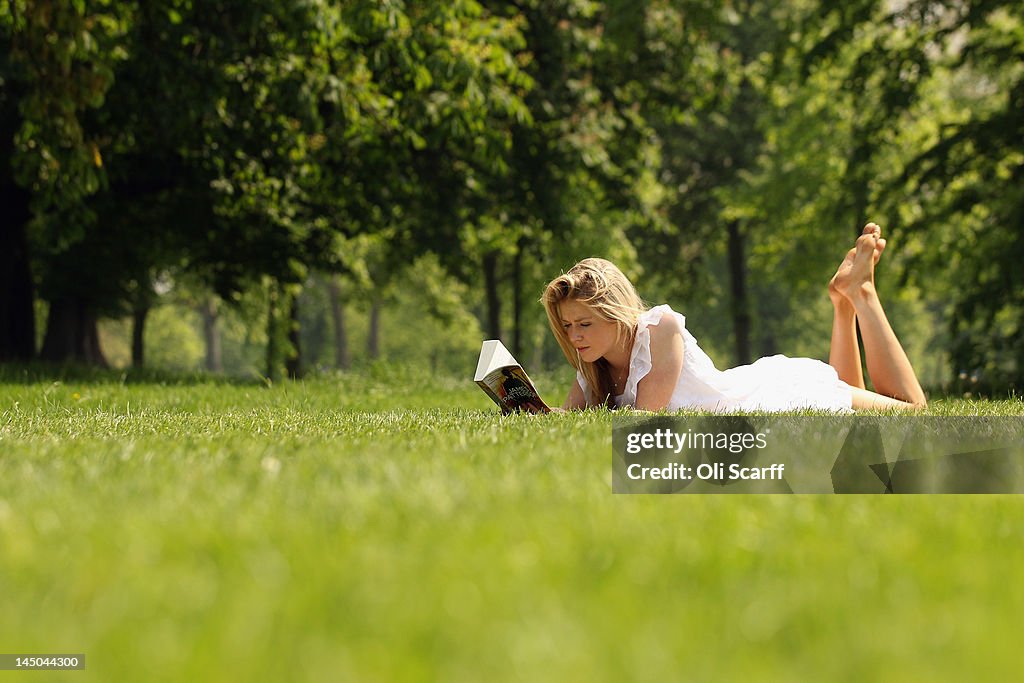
xmin=562 ymin=378 xmax=587 ymax=410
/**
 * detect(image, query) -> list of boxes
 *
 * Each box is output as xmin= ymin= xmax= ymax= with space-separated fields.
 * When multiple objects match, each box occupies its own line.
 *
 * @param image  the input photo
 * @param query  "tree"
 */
xmin=609 ymin=0 xmax=807 ymax=365
xmin=890 ymin=2 xmax=1024 ymax=389
xmin=748 ymin=0 xmax=1024 ymax=389
xmin=1 ymin=0 xmax=129 ymax=361
xmin=444 ymin=0 xmax=668 ymax=354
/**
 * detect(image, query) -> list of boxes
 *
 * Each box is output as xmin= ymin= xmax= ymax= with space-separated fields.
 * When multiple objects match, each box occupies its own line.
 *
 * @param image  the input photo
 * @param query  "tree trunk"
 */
xmin=286 ymin=293 xmax=302 ymax=379
xmin=726 ymin=220 xmax=752 ymax=366
xmin=266 ymin=281 xmax=281 ymax=382
xmin=39 ymin=297 xmax=108 ymax=366
xmin=482 ymin=251 xmax=502 ymax=340
xmin=327 ymin=276 xmax=350 ymax=370
xmin=512 ymin=242 xmax=524 ymax=357
xmin=0 ymin=107 xmax=36 ymax=361
xmin=367 ymin=299 xmax=381 ymax=360
xmin=0 ymin=210 xmax=36 ymax=362
xmin=131 ymin=305 xmax=149 ymax=369
xmin=758 ymin=331 xmax=778 ymax=358
xmin=201 ymin=297 xmax=223 ymax=373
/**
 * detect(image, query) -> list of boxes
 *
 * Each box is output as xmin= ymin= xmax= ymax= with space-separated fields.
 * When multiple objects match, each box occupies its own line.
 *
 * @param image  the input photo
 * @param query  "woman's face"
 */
xmin=558 ymin=299 xmax=620 ymax=364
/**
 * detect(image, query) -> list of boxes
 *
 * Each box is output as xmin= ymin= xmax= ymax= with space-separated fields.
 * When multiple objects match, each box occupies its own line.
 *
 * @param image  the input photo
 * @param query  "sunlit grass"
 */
xmin=1 ymin=368 xmax=1023 ymax=681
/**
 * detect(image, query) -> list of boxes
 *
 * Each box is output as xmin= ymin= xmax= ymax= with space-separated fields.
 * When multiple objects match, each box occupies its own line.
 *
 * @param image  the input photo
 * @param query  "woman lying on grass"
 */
xmin=542 ymin=223 xmax=927 ymax=412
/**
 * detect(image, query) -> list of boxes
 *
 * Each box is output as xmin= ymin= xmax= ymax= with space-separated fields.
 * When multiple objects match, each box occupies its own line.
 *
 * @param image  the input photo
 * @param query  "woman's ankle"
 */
xmin=848 ymin=282 xmax=879 ymax=308
xmin=830 ymin=293 xmax=856 ymax=317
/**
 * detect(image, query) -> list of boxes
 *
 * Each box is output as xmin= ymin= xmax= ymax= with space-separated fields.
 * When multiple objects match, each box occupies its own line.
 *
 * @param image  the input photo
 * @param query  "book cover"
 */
xmin=474 ymin=340 xmax=551 ymax=414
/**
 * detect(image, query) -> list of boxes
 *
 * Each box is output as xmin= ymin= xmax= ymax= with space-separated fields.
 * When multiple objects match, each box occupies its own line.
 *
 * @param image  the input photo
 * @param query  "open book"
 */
xmin=474 ymin=340 xmax=551 ymax=414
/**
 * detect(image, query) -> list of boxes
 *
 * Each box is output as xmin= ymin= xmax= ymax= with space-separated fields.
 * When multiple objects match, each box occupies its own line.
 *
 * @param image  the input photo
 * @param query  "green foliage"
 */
xmin=888 ymin=4 xmax=1024 ymax=390
xmin=143 ymin=304 xmax=205 ymax=372
xmin=297 ymin=255 xmax=485 ymax=377
xmin=97 ymin=305 xmax=205 ymax=372
xmin=710 ymin=0 xmax=1024 ymax=388
xmin=4 ymin=0 xmax=1022 ymax=392
xmin=3 ymin=0 xmax=130 ymax=210
xmin=381 ymin=257 xmax=485 ymax=376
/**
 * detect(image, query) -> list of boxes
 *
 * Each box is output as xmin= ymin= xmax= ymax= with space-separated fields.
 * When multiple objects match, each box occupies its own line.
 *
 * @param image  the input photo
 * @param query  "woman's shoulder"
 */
xmin=639 ymin=304 xmax=685 ymax=334
xmin=632 ymin=305 xmax=686 ymax=367
xmin=646 ymin=306 xmax=684 ymax=349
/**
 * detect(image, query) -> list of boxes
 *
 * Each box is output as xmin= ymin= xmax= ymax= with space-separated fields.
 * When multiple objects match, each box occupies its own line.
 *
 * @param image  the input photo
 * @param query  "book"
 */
xmin=474 ymin=340 xmax=551 ymax=414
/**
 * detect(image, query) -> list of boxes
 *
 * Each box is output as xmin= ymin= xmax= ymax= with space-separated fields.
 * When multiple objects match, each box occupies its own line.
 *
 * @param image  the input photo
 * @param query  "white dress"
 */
xmin=576 ymin=305 xmax=853 ymax=412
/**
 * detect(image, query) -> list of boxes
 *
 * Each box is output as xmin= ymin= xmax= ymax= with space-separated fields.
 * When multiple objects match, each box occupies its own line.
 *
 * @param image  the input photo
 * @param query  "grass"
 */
xmin=2 ymin=366 xmax=1024 ymax=681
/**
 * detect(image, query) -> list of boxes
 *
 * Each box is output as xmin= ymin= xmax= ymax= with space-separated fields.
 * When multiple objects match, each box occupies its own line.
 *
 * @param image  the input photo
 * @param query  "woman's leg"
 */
xmin=828 ymin=248 xmax=865 ymax=389
xmin=849 ymin=386 xmax=919 ymax=410
xmin=827 ymin=232 xmax=886 ymax=390
xmin=834 ymin=224 xmax=927 ymax=408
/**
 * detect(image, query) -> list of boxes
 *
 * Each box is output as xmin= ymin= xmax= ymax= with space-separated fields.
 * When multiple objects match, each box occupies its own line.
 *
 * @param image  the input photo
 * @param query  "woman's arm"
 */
xmin=634 ymin=314 xmax=684 ymax=411
xmin=562 ymin=378 xmax=588 ymax=410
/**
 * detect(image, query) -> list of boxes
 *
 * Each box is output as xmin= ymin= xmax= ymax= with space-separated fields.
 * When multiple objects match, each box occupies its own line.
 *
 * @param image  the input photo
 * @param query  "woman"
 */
xmin=541 ymin=223 xmax=927 ymax=412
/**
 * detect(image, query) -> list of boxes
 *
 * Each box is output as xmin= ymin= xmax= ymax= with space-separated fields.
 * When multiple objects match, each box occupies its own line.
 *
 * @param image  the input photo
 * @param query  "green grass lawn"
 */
xmin=2 ymin=366 xmax=1023 ymax=682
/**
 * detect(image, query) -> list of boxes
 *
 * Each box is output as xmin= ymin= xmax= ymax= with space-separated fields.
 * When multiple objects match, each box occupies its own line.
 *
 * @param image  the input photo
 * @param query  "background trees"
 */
xmin=2 ymin=0 xmax=1020 ymax=392
xmin=1 ymin=0 xmax=130 ymax=361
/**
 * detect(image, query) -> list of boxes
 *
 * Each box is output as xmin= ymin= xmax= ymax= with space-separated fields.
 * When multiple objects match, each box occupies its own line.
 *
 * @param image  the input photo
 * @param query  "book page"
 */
xmin=474 ymin=340 xmax=519 ymax=382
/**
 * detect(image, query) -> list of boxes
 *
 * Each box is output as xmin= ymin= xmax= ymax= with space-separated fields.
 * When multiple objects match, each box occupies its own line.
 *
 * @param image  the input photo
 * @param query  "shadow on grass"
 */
xmin=0 ymin=359 xmax=463 ymax=388
xmin=0 ymin=362 xmax=268 ymax=387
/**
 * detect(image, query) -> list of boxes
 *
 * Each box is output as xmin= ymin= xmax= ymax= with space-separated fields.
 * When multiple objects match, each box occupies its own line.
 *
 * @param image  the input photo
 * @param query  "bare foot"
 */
xmin=829 ymin=223 xmax=881 ymax=303
xmin=828 ymin=247 xmax=857 ymax=306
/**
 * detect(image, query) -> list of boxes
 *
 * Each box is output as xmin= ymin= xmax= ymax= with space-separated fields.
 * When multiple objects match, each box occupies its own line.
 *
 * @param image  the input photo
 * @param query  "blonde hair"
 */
xmin=541 ymin=258 xmax=648 ymax=406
